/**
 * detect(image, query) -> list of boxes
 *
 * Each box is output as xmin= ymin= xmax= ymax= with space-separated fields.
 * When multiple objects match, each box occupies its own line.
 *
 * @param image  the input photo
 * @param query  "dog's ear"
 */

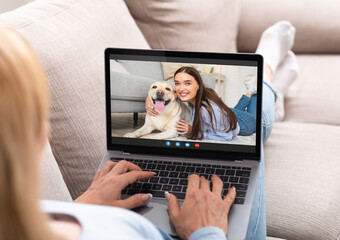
xmin=173 ymin=89 xmax=178 ymax=99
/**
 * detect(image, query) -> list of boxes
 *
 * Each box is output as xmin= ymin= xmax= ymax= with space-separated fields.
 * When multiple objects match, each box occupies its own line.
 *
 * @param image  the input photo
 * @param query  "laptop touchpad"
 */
xmin=134 ymin=201 xmax=176 ymax=235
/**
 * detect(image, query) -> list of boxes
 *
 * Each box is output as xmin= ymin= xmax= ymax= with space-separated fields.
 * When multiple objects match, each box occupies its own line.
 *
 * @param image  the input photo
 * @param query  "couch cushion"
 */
xmin=110 ymin=60 xmax=130 ymax=74
xmin=237 ymin=0 xmax=340 ymax=54
xmin=264 ymin=122 xmax=340 ymax=240
xmin=118 ymin=60 xmax=164 ymax=80
xmin=110 ymin=72 xmax=157 ymax=102
xmin=284 ymin=55 xmax=340 ymax=125
xmin=0 ymin=0 xmax=150 ymax=199
xmin=124 ymin=0 xmax=240 ymax=53
xmin=41 ymin=141 xmax=72 ymax=201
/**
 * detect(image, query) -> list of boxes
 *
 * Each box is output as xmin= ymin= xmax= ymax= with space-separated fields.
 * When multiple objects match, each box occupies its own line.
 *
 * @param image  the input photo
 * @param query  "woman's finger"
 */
xmin=176 ymin=125 xmax=185 ymax=130
xmin=177 ymin=122 xmax=188 ymax=127
xmin=146 ymin=107 xmax=159 ymax=116
xmin=114 ymin=193 xmax=153 ymax=209
xmin=166 ymin=193 xmax=180 ymax=223
xmin=199 ymin=176 xmax=210 ymax=190
xmin=187 ymin=174 xmax=200 ymax=191
xmin=211 ymin=175 xmax=223 ymax=197
xmin=147 ymin=110 xmax=155 ymax=116
xmin=150 ymin=107 xmax=158 ymax=114
xmin=177 ymin=129 xmax=187 ymax=134
xmin=92 ymin=170 xmax=101 ymax=182
xmin=119 ymin=170 xmax=155 ymax=187
xmin=110 ymin=160 xmax=142 ymax=175
xmin=100 ymin=161 xmax=118 ymax=176
xmin=223 ymin=187 xmax=236 ymax=214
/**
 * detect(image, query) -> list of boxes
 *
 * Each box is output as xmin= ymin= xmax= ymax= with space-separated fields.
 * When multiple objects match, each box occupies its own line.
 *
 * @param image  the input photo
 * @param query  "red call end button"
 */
xmin=194 ymin=143 xmax=200 ymax=148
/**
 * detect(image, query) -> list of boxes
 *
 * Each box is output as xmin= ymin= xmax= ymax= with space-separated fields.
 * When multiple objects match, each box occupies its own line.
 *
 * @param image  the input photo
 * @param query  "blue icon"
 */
xmin=175 ymin=142 xmax=181 ymax=147
xmin=185 ymin=142 xmax=190 ymax=147
xmin=166 ymin=141 xmax=171 ymax=146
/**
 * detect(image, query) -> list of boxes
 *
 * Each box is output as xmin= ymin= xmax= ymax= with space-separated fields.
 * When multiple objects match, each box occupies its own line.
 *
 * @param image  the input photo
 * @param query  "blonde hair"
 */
xmin=0 ymin=27 xmax=53 ymax=240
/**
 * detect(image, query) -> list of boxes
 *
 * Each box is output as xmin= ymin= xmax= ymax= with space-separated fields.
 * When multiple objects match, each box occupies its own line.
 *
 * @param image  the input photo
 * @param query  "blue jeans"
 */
xmin=231 ymin=94 xmax=257 ymax=136
xmin=246 ymin=80 xmax=276 ymax=240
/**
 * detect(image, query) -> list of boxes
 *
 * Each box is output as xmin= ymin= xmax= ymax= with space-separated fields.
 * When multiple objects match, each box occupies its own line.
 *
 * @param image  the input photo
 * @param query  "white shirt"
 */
xmin=41 ymin=200 xmax=227 ymax=240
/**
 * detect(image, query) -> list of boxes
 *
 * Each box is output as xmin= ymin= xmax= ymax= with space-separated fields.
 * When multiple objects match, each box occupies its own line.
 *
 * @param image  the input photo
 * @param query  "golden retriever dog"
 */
xmin=124 ymin=81 xmax=191 ymax=139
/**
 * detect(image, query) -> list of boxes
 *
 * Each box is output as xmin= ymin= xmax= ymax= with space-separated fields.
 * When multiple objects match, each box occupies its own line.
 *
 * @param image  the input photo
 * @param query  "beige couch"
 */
xmin=0 ymin=0 xmax=339 ymax=239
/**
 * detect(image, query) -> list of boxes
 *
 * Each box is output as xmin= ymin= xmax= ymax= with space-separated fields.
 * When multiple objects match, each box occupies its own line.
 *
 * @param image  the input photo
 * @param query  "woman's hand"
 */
xmin=145 ymin=96 xmax=159 ymax=116
xmin=75 ymin=160 xmax=155 ymax=209
xmin=166 ymin=174 xmax=236 ymax=240
xmin=176 ymin=120 xmax=192 ymax=135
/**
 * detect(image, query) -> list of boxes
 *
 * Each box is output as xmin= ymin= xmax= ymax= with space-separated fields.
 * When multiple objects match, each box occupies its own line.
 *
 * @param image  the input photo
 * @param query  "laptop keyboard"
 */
xmin=111 ymin=157 xmax=251 ymax=205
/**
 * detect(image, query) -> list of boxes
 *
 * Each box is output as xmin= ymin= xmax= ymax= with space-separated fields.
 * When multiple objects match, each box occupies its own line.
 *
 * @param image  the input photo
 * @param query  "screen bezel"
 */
xmin=105 ymin=48 xmax=263 ymax=161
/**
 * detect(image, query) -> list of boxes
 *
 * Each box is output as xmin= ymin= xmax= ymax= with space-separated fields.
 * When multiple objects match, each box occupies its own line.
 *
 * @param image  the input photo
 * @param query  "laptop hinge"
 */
xmin=121 ymin=151 xmax=250 ymax=162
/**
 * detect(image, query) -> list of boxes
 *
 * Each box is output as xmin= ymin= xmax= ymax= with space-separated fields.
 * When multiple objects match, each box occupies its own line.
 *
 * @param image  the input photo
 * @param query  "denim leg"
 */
xmin=232 ymin=94 xmax=257 ymax=136
xmin=247 ymin=94 xmax=257 ymax=119
xmin=234 ymin=94 xmax=257 ymax=119
xmin=231 ymin=108 xmax=256 ymax=136
xmin=246 ymin=78 xmax=276 ymax=240
xmin=261 ymin=80 xmax=276 ymax=143
xmin=246 ymin=144 xmax=266 ymax=240
xmin=234 ymin=94 xmax=252 ymax=112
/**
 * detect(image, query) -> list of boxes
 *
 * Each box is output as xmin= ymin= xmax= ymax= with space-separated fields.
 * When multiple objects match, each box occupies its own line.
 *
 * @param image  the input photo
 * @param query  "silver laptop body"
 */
xmin=100 ymin=48 xmax=264 ymax=240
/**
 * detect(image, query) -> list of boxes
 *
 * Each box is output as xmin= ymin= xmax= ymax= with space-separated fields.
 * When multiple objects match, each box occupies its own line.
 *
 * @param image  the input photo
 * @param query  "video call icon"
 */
xmin=185 ymin=143 xmax=190 ymax=147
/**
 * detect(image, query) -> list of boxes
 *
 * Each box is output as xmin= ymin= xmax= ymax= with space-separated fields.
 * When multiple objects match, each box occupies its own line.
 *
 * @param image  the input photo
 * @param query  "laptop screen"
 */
xmin=105 ymin=49 xmax=263 ymax=160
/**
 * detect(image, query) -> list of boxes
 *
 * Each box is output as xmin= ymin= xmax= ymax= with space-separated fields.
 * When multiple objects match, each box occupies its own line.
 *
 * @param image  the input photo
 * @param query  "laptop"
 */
xmin=100 ymin=48 xmax=263 ymax=240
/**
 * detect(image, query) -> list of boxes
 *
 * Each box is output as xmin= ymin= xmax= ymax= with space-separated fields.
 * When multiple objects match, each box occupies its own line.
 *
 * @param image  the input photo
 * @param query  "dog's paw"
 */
xmin=140 ymin=135 xmax=151 ymax=139
xmin=123 ymin=132 xmax=136 ymax=138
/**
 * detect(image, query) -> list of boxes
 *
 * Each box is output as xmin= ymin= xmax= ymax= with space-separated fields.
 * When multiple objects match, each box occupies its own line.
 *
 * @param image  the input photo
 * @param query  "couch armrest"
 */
xmin=110 ymin=72 xmax=157 ymax=102
xmin=41 ymin=141 xmax=72 ymax=201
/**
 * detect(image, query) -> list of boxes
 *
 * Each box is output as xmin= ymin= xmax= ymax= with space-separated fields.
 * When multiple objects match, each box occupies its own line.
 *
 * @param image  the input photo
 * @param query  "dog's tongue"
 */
xmin=155 ymin=100 xmax=165 ymax=112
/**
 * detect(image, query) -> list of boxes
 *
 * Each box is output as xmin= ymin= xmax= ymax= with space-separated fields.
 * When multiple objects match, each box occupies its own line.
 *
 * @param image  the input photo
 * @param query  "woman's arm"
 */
xmin=200 ymin=104 xmax=238 ymax=141
xmin=145 ymin=96 xmax=159 ymax=116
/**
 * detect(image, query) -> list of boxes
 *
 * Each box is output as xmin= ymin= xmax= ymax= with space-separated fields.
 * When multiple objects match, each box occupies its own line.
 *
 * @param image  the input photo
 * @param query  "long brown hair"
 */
xmin=174 ymin=66 xmax=237 ymax=140
xmin=0 ymin=27 xmax=53 ymax=240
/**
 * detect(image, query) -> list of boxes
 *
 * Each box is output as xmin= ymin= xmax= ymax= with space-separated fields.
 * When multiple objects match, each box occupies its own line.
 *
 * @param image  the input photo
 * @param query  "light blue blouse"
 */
xmin=189 ymin=101 xmax=240 ymax=141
